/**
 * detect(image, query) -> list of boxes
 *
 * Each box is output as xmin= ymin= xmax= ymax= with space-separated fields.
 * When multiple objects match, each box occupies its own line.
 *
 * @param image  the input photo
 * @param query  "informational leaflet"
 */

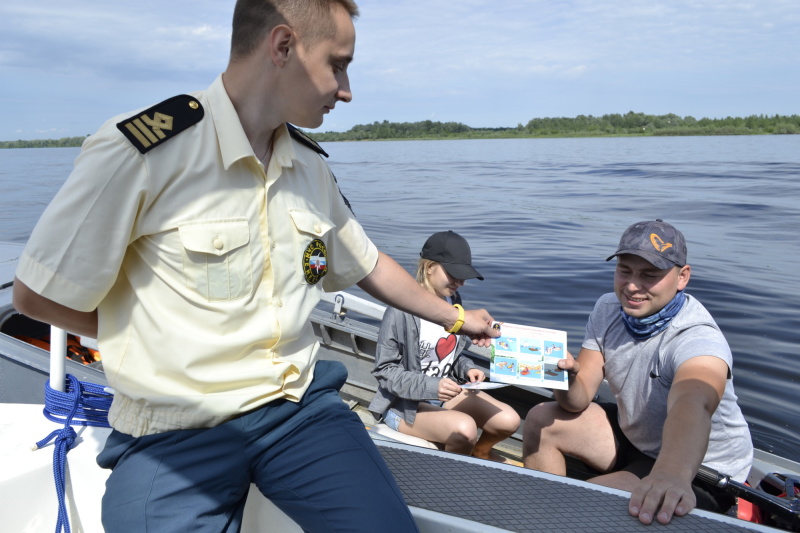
xmin=490 ymin=322 xmax=568 ymax=390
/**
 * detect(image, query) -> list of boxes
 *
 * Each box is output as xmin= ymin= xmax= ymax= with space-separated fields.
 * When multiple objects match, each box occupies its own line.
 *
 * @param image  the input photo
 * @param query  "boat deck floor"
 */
xmin=375 ymin=440 xmax=777 ymax=532
xmin=354 ymin=402 xmax=776 ymax=532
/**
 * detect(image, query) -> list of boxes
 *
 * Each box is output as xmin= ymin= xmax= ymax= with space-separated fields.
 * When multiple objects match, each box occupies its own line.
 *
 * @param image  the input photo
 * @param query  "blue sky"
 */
xmin=1 ymin=0 xmax=798 ymax=141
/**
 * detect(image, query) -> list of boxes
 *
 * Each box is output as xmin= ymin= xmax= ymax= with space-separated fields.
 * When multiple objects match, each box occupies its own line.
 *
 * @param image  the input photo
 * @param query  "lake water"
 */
xmin=1 ymin=135 xmax=799 ymax=462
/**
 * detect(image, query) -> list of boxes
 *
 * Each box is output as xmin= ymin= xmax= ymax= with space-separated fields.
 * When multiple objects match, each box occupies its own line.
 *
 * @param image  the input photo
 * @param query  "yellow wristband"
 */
xmin=447 ymin=304 xmax=465 ymax=333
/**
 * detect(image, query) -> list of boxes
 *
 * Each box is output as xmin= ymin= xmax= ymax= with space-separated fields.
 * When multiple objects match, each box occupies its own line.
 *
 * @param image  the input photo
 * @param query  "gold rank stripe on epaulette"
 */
xmin=116 ymin=95 xmax=204 ymax=154
xmin=287 ymin=123 xmax=329 ymax=158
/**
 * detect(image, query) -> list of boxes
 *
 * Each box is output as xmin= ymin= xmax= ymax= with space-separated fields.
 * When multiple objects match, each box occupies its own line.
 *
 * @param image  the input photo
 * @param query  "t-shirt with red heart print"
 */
xmin=418 ymin=318 xmax=458 ymax=378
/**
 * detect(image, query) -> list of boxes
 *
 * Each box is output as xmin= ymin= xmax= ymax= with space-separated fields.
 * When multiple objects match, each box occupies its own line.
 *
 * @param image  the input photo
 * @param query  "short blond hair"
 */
xmin=230 ymin=0 xmax=359 ymax=61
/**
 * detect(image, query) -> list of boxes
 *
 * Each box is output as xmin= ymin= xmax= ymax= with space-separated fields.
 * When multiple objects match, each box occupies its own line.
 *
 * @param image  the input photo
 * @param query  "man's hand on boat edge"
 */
xmin=628 ymin=470 xmax=696 ymax=525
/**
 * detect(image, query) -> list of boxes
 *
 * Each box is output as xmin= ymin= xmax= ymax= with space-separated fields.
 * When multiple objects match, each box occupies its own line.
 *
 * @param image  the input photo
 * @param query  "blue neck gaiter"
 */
xmin=620 ymin=290 xmax=687 ymax=340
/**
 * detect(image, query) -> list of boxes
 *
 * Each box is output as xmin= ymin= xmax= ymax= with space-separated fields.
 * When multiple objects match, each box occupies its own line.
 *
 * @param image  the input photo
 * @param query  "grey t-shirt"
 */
xmin=582 ymin=292 xmax=753 ymax=481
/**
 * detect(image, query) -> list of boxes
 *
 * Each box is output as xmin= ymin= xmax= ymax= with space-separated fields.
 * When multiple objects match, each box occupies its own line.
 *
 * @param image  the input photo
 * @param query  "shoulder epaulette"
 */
xmin=116 ymin=94 xmax=204 ymax=154
xmin=287 ymin=123 xmax=329 ymax=158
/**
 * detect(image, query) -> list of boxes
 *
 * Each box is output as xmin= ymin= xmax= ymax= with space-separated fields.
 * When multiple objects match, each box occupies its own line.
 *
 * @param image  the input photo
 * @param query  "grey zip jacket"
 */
xmin=368 ymin=292 xmax=476 ymax=426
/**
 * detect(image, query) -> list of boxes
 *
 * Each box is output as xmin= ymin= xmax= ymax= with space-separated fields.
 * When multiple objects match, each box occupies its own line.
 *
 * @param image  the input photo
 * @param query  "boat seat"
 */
xmin=367 ymin=423 xmax=439 ymax=450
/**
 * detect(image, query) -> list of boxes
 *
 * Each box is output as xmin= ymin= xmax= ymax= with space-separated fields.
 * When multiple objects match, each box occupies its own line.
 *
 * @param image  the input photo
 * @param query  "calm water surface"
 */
xmin=1 ymin=135 xmax=798 ymax=461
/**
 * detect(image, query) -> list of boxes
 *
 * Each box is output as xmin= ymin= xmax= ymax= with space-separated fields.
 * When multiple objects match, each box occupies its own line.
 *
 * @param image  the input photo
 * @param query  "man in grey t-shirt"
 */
xmin=522 ymin=220 xmax=752 ymax=526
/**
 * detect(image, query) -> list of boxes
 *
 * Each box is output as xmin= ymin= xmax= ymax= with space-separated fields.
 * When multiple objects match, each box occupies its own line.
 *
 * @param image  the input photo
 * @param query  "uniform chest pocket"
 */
xmin=178 ymin=219 xmax=253 ymax=301
xmin=289 ymin=209 xmax=334 ymax=286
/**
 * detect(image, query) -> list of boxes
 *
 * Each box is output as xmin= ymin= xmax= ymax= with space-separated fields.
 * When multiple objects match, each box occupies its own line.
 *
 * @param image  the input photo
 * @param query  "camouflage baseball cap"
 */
xmin=606 ymin=219 xmax=687 ymax=269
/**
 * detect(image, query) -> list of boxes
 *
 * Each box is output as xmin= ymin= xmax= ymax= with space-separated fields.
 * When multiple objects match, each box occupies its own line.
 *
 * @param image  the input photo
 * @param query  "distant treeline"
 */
xmin=0 ymin=136 xmax=88 ymax=149
xmin=4 ymin=112 xmax=799 ymax=147
xmin=310 ymin=112 xmax=800 ymax=142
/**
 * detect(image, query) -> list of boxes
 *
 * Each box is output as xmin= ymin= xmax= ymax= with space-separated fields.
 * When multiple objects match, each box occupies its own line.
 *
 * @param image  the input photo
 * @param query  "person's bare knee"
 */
xmin=483 ymin=407 xmax=521 ymax=437
xmin=523 ymin=402 xmax=562 ymax=442
xmin=454 ymin=417 xmax=479 ymax=444
xmin=522 ymin=400 xmax=598 ymax=475
xmin=526 ymin=401 xmax=560 ymax=424
xmin=499 ymin=408 xmax=522 ymax=435
xmin=444 ymin=416 xmax=478 ymax=453
xmin=525 ymin=402 xmax=618 ymax=475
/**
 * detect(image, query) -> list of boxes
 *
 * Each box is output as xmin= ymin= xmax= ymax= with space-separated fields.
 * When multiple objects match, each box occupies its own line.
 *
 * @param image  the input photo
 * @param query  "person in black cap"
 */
xmin=368 ymin=231 xmax=520 ymax=462
xmin=522 ymin=220 xmax=752 ymax=525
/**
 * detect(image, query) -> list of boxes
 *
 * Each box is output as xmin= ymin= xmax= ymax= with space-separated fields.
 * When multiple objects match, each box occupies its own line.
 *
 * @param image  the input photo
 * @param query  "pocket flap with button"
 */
xmin=179 ymin=219 xmax=250 ymax=256
xmin=288 ymin=209 xmax=334 ymax=237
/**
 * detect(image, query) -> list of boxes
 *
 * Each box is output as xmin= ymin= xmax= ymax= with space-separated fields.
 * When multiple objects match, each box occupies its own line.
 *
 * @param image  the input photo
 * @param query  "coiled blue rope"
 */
xmin=34 ymin=374 xmax=113 ymax=533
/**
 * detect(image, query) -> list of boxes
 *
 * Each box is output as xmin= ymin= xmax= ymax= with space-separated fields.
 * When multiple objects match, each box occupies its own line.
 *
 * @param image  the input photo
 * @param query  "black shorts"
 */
xmin=599 ymin=403 xmax=735 ymax=514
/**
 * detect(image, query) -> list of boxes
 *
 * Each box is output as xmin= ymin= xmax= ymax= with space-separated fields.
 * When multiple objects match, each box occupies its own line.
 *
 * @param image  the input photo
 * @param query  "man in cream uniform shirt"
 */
xmin=13 ymin=1 xmax=497 ymax=531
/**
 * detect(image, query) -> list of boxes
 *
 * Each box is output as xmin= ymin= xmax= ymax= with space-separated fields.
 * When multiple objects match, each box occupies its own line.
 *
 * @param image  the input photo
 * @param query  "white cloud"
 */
xmin=0 ymin=2 xmax=230 ymax=80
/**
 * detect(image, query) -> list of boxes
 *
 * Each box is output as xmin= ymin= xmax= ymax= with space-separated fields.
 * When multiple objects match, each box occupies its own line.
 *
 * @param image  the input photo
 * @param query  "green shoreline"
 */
xmin=3 ymin=112 xmax=799 ymax=148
